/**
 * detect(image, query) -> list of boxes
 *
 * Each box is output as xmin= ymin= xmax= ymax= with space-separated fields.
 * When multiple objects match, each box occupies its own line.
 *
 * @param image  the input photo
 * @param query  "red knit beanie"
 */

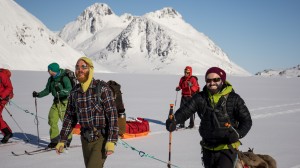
xmin=205 ymin=67 xmax=226 ymax=82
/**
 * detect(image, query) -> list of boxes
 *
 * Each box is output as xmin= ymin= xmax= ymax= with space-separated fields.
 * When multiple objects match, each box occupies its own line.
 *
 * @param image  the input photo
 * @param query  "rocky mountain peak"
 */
xmin=146 ymin=7 xmax=182 ymax=19
xmin=79 ymin=3 xmax=113 ymax=21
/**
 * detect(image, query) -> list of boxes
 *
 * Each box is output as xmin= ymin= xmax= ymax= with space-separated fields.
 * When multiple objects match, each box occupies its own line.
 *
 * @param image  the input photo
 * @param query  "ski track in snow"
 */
xmin=250 ymin=102 xmax=300 ymax=119
xmin=250 ymin=102 xmax=300 ymax=111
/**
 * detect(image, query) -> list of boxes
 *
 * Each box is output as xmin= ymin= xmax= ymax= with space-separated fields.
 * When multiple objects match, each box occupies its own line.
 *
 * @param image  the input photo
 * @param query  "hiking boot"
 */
xmin=1 ymin=128 xmax=13 ymax=143
xmin=1 ymin=132 xmax=13 ymax=143
xmin=47 ymin=142 xmax=58 ymax=148
xmin=187 ymin=125 xmax=194 ymax=129
xmin=178 ymin=124 xmax=185 ymax=129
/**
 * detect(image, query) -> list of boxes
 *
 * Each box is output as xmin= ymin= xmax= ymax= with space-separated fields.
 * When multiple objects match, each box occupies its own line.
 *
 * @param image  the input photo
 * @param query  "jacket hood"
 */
xmin=185 ymin=66 xmax=193 ymax=76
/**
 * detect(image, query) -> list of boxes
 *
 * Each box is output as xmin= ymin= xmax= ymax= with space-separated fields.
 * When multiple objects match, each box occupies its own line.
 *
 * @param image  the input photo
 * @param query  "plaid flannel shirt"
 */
xmin=60 ymin=79 xmax=119 ymax=142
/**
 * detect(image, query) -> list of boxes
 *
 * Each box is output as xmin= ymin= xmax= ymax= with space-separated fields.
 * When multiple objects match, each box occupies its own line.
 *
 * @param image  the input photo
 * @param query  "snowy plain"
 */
xmin=1 ymin=71 xmax=300 ymax=168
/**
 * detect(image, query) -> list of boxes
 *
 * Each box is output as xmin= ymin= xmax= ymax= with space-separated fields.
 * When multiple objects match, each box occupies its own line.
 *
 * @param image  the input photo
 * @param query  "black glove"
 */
xmin=175 ymin=87 xmax=180 ymax=91
xmin=166 ymin=116 xmax=177 ymax=132
xmin=32 ymin=91 xmax=39 ymax=98
xmin=226 ymin=130 xmax=239 ymax=143
xmin=55 ymin=84 xmax=61 ymax=92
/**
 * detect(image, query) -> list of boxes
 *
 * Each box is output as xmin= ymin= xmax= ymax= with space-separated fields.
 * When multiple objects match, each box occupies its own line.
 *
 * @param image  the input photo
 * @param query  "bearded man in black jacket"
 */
xmin=166 ymin=67 xmax=252 ymax=168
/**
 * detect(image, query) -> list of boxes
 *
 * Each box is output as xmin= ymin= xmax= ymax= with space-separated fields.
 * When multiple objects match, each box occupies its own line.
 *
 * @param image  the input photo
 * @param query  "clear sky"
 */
xmin=14 ymin=0 xmax=300 ymax=74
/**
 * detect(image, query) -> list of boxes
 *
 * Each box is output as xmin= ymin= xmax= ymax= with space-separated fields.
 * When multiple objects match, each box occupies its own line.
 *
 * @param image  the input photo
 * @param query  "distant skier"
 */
xmin=167 ymin=67 xmax=252 ymax=168
xmin=175 ymin=66 xmax=200 ymax=128
xmin=0 ymin=68 xmax=14 ymax=143
xmin=32 ymin=63 xmax=73 ymax=148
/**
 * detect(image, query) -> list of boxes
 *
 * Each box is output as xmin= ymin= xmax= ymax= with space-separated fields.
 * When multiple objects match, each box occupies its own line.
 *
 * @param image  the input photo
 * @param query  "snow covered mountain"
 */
xmin=59 ymin=3 xmax=251 ymax=76
xmin=255 ymin=64 xmax=300 ymax=77
xmin=0 ymin=0 xmax=108 ymax=72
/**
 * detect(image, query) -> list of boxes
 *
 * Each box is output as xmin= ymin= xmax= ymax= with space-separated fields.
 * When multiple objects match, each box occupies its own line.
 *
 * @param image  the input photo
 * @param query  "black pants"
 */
xmin=202 ymin=148 xmax=238 ymax=168
xmin=179 ymin=96 xmax=195 ymax=127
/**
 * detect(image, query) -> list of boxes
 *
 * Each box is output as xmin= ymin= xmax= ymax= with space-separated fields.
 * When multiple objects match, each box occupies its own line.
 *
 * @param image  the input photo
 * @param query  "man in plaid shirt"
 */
xmin=56 ymin=57 xmax=119 ymax=168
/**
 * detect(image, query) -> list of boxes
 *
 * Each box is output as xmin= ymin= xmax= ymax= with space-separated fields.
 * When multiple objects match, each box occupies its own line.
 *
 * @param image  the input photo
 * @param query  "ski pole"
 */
xmin=167 ymin=104 xmax=175 ymax=168
xmin=5 ymin=107 xmax=30 ymax=142
xmin=174 ymin=91 xmax=178 ymax=110
xmin=34 ymin=97 xmax=40 ymax=147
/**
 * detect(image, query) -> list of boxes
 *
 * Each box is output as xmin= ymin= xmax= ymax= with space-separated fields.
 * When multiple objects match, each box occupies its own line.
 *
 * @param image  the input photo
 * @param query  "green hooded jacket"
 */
xmin=38 ymin=69 xmax=72 ymax=100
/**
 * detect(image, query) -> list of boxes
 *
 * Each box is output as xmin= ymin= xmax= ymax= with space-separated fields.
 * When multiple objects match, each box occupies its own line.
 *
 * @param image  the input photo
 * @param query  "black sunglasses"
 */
xmin=206 ymin=78 xmax=221 ymax=83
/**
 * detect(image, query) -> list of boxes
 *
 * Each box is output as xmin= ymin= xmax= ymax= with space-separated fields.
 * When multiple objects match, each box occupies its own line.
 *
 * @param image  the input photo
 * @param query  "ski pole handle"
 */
xmin=225 ymin=122 xmax=240 ymax=138
xmin=168 ymin=104 xmax=174 ymax=118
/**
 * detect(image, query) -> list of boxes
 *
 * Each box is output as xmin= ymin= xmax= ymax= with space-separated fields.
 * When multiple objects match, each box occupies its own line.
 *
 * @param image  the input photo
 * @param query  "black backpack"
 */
xmin=52 ymin=69 xmax=77 ymax=88
xmin=64 ymin=69 xmax=77 ymax=88
xmin=94 ymin=80 xmax=126 ymax=135
xmin=95 ymin=80 xmax=125 ymax=114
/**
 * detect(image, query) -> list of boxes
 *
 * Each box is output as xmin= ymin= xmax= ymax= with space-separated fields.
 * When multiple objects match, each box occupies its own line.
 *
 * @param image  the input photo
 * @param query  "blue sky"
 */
xmin=15 ymin=0 xmax=300 ymax=74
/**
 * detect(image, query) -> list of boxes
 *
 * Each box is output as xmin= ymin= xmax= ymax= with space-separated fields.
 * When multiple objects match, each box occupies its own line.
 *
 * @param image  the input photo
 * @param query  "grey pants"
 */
xmin=81 ymin=136 xmax=107 ymax=168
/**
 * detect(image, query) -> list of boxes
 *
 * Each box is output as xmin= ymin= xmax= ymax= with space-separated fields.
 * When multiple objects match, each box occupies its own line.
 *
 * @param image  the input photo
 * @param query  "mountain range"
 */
xmin=58 ymin=3 xmax=250 ymax=75
xmin=255 ymin=64 xmax=300 ymax=77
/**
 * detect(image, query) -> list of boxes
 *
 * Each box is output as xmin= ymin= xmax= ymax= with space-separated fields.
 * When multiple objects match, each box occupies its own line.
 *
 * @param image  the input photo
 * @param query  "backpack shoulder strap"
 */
xmin=95 ymin=80 xmax=107 ymax=105
xmin=191 ymin=75 xmax=198 ymax=81
xmin=221 ymin=94 xmax=231 ymax=124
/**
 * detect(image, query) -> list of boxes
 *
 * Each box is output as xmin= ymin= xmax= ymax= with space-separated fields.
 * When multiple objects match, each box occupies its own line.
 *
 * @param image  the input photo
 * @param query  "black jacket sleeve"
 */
xmin=174 ymin=93 xmax=207 ymax=124
xmin=232 ymin=94 xmax=252 ymax=138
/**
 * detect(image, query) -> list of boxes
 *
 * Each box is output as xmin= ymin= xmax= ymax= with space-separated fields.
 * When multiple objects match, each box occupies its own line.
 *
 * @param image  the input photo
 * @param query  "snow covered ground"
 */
xmin=1 ymin=71 xmax=300 ymax=168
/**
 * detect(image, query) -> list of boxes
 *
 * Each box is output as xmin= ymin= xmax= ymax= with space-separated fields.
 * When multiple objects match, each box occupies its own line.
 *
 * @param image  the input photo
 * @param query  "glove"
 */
xmin=55 ymin=142 xmax=65 ymax=154
xmin=188 ymin=81 xmax=193 ymax=87
xmin=166 ymin=116 xmax=177 ymax=132
xmin=55 ymin=84 xmax=61 ymax=92
xmin=32 ymin=91 xmax=39 ymax=97
xmin=105 ymin=142 xmax=115 ymax=155
xmin=226 ymin=130 xmax=239 ymax=144
xmin=176 ymin=87 xmax=180 ymax=91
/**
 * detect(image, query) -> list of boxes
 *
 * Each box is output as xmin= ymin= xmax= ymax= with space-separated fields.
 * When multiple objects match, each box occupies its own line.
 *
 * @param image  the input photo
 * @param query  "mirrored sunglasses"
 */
xmin=75 ymin=64 xmax=89 ymax=70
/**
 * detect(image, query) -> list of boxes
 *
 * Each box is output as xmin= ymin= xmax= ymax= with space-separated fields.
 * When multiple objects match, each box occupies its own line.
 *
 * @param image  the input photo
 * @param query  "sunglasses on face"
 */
xmin=75 ymin=64 xmax=89 ymax=70
xmin=185 ymin=71 xmax=190 ymax=74
xmin=206 ymin=78 xmax=221 ymax=83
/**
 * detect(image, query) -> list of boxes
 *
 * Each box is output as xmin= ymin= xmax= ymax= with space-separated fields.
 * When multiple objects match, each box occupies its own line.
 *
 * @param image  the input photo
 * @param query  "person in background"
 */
xmin=167 ymin=67 xmax=252 ymax=168
xmin=175 ymin=66 xmax=200 ymax=129
xmin=55 ymin=57 xmax=118 ymax=168
xmin=0 ymin=68 xmax=14 ymax=143
xmin=32 ymin=63 xmax=73 ymax=148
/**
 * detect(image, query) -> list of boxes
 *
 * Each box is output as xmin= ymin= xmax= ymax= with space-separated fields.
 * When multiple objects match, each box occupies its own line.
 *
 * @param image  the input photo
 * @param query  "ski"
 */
xmin=11 ymin=151 xmax=25 ymax=156
xmin=11 ymin=147 xmax=49 ymax=156
xmin=25 ymin=148 xmax=53 ymax=155
xmin=0 ymin=141 xmax=22 ymax=147
xmin=11 ymin=144 xmax=82 ymax=156
xmin=25 ymin=144 xmax=82 ymax=155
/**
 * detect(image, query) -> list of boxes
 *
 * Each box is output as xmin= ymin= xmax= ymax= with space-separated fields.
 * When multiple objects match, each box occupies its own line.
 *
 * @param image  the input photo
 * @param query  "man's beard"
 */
xmin=76 ymin=70 xmax=89 ymax=83
xmin=207 ymin=82 xmax=223 ymax=94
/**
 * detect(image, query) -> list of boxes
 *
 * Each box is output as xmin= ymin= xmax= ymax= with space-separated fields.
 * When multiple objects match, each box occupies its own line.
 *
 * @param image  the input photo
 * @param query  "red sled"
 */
xmin=121 ymin=117 xmax=150 ymax=139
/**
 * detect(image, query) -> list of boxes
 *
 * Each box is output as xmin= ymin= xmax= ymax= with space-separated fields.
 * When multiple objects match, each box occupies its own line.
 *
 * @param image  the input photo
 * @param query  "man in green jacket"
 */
xmin=32 ymin=62 xmax=73 ymax=148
